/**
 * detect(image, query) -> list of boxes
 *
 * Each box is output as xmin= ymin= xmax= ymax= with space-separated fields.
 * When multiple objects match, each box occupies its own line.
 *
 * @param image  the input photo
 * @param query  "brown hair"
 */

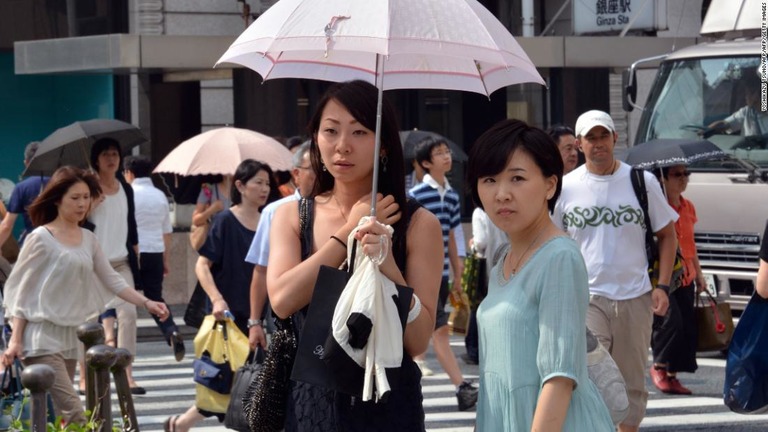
xmin=28 ymin=166 xmax=102 ymax=227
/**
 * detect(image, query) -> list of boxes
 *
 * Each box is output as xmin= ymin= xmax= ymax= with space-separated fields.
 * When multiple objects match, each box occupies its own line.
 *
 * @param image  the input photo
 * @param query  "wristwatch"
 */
xmin=247 ymin=319 xmax=263 ymax=328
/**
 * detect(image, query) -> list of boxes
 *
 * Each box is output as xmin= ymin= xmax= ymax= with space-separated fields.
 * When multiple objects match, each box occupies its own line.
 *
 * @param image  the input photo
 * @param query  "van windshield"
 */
xmin=637 ymin=55 xmax=767 ymax=169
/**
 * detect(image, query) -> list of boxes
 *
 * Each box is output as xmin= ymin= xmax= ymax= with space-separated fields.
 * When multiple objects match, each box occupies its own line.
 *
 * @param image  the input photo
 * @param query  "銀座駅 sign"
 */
xmin=573 ymin=0 xmax=666 ymax=35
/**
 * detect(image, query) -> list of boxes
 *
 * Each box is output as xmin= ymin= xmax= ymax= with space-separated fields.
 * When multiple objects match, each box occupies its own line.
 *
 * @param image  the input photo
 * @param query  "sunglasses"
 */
xmin=668 ymin=170 xmax=691 ymax=178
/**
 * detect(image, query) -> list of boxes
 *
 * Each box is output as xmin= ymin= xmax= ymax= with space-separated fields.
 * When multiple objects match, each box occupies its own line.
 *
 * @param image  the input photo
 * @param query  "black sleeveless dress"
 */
xmin=283 ymin=198 xmax=426 ymax=432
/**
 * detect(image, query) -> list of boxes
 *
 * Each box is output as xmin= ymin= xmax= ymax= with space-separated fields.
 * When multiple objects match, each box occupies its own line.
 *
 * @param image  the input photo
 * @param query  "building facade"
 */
xmin=3 ymin=0 xmax=710 ymax=215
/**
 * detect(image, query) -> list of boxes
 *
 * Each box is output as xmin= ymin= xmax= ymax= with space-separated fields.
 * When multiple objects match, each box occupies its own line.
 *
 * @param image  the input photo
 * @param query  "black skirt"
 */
xmin=284 ymin=357 xmax=425 ymax=432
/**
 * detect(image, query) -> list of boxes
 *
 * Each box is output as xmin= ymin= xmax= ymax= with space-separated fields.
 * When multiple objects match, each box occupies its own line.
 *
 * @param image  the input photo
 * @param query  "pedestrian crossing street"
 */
xmin=84 ymin=339 xmax=768 ymax=432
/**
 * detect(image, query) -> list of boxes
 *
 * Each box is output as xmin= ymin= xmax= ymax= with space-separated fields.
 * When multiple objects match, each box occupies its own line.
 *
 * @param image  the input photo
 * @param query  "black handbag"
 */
xmin=193 ymin=350 xmax=234 ymax=395
xmin=225 ymin=350 xmax=264 ymax=432
xmin=0 ymin=359 xmax=56 ymax=430
xmin=243 ymin=316 xmax=297 ymax=432
xmin=184 ymin=281 xmax=209 ymax=329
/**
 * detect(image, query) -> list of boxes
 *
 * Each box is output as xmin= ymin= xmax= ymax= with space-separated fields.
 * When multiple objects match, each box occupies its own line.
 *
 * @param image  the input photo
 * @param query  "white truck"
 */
xmin=623 ymin=0 xmax=764 ymax=310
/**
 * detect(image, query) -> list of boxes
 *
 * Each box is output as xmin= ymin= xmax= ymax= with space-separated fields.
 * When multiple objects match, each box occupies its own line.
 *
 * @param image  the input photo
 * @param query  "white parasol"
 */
xmin=216 ymin=0 xmax=544 ymax=212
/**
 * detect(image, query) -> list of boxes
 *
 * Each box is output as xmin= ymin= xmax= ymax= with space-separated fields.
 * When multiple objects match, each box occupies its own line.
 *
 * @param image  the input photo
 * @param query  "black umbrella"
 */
xmin=399 ymin=130 xmax=468 ymax=162
xmin=624 ymin=138 xmax=727 ymax=169
xmin=23 ymin=119 xmax=147 ymax=176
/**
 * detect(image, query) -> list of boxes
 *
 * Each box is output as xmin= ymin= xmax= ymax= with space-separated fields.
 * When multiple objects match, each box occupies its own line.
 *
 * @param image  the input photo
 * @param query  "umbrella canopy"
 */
xmin=153 ymin=127 xmax=293 ymax=176
xmin=400 ymin=130 xmax=468 ymax=162
xmin=216 ymin=0 xmax=544 ymax=96
xmin=216 ymin=0 xmax=543 ymax=210
xmin=23 ymin=119 xmax=147 ymax=176
xmin=625 ymin=139 xmax=727 ymax=169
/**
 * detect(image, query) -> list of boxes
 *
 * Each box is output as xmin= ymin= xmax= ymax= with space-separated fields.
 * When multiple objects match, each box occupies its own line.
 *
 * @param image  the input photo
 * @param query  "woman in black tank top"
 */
xmin=267 ymin=80 xmax=444 ymax=431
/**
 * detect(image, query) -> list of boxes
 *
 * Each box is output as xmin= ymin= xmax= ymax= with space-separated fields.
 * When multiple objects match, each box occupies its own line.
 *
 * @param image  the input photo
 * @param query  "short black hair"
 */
xmin=230 ymin=159 xmax=281 ymax=208
xmin=546 ymin=125 xmax=575 ymax=143
xmin=123 ymin=155 xmax=153 ymax=178
xmin=413 ymin=137 xmax=447 ymax=173
xmin=90 ymin=138 xmax=122 ymax=173
xmin=467 ymin=119 xmax=563 ymax=213
xmin=286 ymin=135 xmax=305 ymax=151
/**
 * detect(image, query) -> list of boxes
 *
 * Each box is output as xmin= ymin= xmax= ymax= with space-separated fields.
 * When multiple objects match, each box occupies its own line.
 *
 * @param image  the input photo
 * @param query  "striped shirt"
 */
xmin=409 ymin=174 xmax=461 ymax=277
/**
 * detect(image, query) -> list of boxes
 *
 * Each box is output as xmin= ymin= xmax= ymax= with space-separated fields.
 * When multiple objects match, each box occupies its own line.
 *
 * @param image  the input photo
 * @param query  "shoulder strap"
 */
xmin=298 ymin=198 xmax=314 ymax=261
xmin=630 ymin=168 xmax=656 ymax=263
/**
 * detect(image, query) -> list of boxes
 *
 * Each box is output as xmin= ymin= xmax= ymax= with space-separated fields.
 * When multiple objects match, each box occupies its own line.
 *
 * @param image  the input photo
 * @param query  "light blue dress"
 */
xmin=476 ymin=236 xmax=614 ymax=431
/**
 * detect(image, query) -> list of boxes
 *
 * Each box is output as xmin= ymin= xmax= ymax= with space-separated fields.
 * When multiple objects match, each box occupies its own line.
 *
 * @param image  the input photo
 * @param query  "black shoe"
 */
xmin=170 ymin=331 xmax=185 ymax=362
xmin=130 ymin=386 xmax=146 ymax=395
xmin=461 ymin=353 xmax=478 ymax=365
xmin=456 ymin=381 xmax=478 ymax=411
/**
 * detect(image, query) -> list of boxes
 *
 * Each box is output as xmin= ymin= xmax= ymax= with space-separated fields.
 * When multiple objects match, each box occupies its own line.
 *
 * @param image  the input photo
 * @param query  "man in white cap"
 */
xmin=552 ymin=110 xmax=678 ymax=432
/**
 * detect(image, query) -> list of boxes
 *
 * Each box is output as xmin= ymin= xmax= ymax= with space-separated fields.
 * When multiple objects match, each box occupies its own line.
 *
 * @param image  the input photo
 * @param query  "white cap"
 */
xmin=575 ymin=110 xmax=615 ymax=137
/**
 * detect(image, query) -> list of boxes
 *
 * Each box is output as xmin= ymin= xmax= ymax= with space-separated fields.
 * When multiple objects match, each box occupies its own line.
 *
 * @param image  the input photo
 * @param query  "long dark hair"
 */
xmin=230 ymin=159 xmax=281 ymax=210
xmin=28 ymin=166 xmax=102 ymax=226
xmin=306 ymin=80 xmax=409 ymax=265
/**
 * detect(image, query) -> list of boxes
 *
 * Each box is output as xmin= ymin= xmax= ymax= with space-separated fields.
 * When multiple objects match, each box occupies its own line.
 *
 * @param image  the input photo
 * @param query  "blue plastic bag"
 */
xmin=724 ymin=294 xmax=768 ymax=414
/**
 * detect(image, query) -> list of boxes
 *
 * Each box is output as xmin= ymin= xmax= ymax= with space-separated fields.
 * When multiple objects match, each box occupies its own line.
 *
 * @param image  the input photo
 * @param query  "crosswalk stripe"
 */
xmin=646 ymin=397 xmax=724 ymax=409
xmin=73 ymin=336 xmax=766 ymax=431
xmin=640 ymin=411 xmax=768 ymax=427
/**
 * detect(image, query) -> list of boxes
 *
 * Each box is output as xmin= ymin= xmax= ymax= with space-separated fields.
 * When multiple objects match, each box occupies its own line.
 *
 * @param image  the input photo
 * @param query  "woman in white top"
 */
xmin=88 ymin=138 xmax=145 ymax=394
xmin=2 ymin=166 xmax=168 ymax=424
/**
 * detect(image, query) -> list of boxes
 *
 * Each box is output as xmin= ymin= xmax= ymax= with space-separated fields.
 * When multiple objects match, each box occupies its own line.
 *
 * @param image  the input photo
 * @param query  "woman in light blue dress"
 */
xmin=466 ymin=119 xmax=613 ymax=431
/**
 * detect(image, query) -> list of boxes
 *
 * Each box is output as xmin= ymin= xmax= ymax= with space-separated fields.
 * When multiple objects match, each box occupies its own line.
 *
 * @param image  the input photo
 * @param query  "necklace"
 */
xmin=601 ymin=160 xmax=618 ymax=176
xmin=333 ymin=194 xmax=349 ymax=223
xmin=498 ymin=228 xmax=546 ymax=284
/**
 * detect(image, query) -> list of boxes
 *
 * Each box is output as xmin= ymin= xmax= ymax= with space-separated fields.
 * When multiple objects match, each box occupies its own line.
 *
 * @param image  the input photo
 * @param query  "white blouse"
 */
xmin=3 ymin=227 xmax=129 ymax=358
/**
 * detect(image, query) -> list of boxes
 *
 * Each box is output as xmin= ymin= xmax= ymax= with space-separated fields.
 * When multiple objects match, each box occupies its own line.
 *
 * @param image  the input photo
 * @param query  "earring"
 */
xmin=322 ymin=163 xmax=327 ymax=172
xmin=380 ymin=155 xmax=388 ymax=173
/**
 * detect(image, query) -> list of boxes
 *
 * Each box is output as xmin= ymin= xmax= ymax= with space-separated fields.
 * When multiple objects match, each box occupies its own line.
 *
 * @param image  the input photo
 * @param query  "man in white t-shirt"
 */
xmin=124 ymin=155 xmax=185 ymax=362
xmin=552 ymin=110 xmax=679 ymax=432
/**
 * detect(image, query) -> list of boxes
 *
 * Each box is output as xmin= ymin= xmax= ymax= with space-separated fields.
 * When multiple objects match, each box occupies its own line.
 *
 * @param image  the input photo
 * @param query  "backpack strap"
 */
xmin=630 ymin=168 xmax=656 ymax=265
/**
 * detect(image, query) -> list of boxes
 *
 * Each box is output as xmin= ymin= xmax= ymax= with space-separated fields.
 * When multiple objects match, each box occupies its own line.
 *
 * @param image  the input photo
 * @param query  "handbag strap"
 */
xmin=703 ymin=292 xmax=727 ymax=333
xmin=220 ymin=320 xmax=230 ymax=363
xmin=4 ymin=359 xmax=24 ymax=398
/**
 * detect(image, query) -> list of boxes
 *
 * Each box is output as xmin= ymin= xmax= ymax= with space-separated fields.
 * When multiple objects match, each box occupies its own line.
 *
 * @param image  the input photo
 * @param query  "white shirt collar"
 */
xmin=132 ymin=177 xmax=153 ymax=186
xmin=422 ymin=173 xmax=452 ymax=198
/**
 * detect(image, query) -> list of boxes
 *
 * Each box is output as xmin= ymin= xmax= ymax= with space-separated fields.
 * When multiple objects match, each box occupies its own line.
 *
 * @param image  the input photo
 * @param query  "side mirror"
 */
xmin=622 ymin=68 xmax=637 ymax=113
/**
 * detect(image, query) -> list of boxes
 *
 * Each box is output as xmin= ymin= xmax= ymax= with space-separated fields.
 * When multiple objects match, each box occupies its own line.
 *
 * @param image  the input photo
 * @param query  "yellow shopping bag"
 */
xmin=194 ymin=315 xmax=250 ymax=413
xmin=448 ymin=290 xmax=471 ymax=336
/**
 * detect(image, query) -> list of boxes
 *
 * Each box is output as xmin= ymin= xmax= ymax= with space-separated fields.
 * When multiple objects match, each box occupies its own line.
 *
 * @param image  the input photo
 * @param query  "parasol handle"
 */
xmin=370 ymin=54 xmax=385 ymax=216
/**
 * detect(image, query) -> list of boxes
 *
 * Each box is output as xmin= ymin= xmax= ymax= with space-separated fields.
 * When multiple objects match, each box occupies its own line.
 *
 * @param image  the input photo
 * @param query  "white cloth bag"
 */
xmin=331 ymin=216 xmax=403 ymax=402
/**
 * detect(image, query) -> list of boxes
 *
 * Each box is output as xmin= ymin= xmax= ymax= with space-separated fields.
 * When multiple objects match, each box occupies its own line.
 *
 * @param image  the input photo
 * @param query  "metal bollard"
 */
xmin=20 ymin=364 xmax=55 ymax=432
xmin=111 ymin=348 xmax=139 ymax=432
xmin=77 ymin=323 xmax=105 ymax=411
xmin=86 ymin=345 xmax=116 ymax=430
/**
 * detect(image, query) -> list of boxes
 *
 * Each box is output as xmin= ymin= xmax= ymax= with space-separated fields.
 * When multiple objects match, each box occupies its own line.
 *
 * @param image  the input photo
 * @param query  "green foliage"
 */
xmin=5 ymin=396 xmax=122 ymax=432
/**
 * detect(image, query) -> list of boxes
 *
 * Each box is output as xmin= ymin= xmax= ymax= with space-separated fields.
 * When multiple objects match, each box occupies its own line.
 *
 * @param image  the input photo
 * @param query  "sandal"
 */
xmin=163 ymin=415 xmax=178 ymax=432
xmin=104 ymin=338 xmax=116 ymax=347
